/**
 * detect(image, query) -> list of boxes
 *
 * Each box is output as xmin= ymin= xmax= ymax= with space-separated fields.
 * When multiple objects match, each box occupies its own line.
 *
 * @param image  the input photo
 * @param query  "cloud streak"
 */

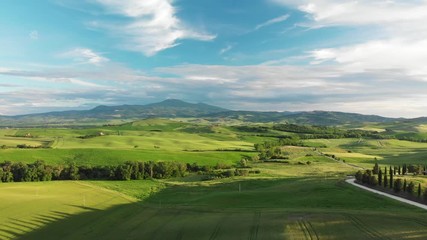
xmin=90 ymin=0 xmax=216 ymax=56
xmin=61 ymin=48 xmax=109 ymax=65
xmin=255 ymin=14 xmax=290 ymax=30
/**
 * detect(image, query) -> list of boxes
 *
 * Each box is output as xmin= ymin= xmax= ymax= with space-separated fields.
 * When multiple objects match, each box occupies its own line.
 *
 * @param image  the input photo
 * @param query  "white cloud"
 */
xmin=272 ymin=0 xmax=427 ymax=27
xmin=62 ymin=48 xmax=109 ymax=65
xmin=155 ymin=63 xmax=427 ymax=117
xmin=91 ymin=0 xmax=216 ymax=56
xmin=271 ymin=0 xmax=427 ymax=89
xmin=310 ymin=38 xmax=427 ymax=78
xmin=2 ymin=60 xmax=427 ymax=117
xmin=29 ymin=30 xmax=39 ymax=40
xmin=0 ymin=68 xmax=108 ymax=88
xmin=255 ymin=14 xmax=290 ymax=30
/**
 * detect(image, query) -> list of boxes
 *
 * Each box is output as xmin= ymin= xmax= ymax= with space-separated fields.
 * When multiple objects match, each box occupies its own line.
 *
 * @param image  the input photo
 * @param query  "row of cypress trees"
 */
xmin=355 ymin=164 xmax=426 ymax=200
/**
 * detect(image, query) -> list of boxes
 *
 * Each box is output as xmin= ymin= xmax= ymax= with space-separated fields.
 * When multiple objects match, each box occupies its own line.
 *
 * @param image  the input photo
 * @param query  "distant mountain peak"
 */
xmin=162 ymin=99 xmax=185 ymax=103
xmin=149 ymin=99 xmax=192 ymax=107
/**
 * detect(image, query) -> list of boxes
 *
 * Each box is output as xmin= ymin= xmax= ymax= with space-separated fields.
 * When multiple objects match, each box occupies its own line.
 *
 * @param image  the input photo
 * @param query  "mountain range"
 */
xmin=0 ymin=99 xmax=420 ymax=127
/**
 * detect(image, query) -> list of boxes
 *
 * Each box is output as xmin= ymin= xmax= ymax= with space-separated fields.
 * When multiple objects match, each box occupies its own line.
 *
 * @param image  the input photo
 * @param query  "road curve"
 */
xmin=346 ymin=178 xmax=427 ymax=211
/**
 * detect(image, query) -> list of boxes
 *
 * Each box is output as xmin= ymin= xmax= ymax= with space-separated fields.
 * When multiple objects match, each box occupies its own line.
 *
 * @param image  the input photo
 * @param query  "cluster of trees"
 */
xmin=16 ymin=144 xmax=49 ymax=149
xmin=0 ymin=160 xmax=260 ymax=183
xmin=202 ymin=168 xmax=260 ymax=181
xmin=272 ymin=124 xmax=383 ymax=139
xmin=77 ymin=132 xmax=107 ymax=139
xmin=253 ymin=137 xmax=305 ymax=160
xmin=233 ymin=126 xmax=269 ymax=133
xmin=395 ymin=136 xmax=427 ymax=143
xmin=0 ymin=160 xmax=206 ymax=182
xmin=355 ymin=163 xmax=426 ymax=200
xmin=0 ymin=142 xmax=52 ymax=149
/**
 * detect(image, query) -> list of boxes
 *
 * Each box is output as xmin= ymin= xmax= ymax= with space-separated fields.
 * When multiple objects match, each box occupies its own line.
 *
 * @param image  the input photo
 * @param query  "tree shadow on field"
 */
xmin=12 ymin=177 xmax=427 ymax=240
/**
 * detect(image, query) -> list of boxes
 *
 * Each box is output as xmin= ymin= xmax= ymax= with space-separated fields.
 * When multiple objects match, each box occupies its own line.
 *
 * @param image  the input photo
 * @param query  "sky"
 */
xmin=1 ymin=0 xmax=427 ymax=117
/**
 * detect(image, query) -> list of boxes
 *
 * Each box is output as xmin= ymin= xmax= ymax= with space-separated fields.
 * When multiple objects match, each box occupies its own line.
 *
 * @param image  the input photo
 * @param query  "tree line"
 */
xmin=355 ymin=163 xmax=426 ymax=200
xmin=272 ymin=123 xmax=427 ymax=143
xmin=0 ymin=160 xmax=259 ymax=183
xmin=272 ymin=124 xmax=384 ymax=139
xmin=0 ymin=160 xmax=207 ymax=182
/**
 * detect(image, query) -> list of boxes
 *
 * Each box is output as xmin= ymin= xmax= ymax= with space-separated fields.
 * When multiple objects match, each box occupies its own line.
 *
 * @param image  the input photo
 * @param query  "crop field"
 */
xmin=2 ymin=120 xmax=427 ymax=239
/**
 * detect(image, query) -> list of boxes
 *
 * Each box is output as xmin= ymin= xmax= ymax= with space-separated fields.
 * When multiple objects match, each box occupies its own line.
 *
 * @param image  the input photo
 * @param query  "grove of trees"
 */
xmin=0 ymin=160 xmax=256 ymax=182
xmin=355 ymin=163 xmax=426 ymax=202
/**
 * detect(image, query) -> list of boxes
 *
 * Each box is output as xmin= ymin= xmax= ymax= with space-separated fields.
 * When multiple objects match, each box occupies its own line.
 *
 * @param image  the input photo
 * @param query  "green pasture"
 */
xmin=0 ymin=181 xmax=136 ymax=240
xmin=0 ymin=120 xmax=260 ymax=166
xmin=3 ymin=172 xmax=427 ymax=240
xmin=51 ymin=133 xmax=253 ymax=151
xmin=0 ymin=137 xmax=49 ymax=148
xmin=305 ymin=138 xmax=427 ymax=167
xmin=0 ymin=148 xmax=250 ymax=166
xmin=1 ymin=120 xmax=427 ymax=239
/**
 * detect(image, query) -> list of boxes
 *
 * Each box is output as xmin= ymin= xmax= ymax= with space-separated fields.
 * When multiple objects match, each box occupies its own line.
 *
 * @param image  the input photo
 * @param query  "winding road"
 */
xmin=346 ymin=178 xmax=427 ymax=211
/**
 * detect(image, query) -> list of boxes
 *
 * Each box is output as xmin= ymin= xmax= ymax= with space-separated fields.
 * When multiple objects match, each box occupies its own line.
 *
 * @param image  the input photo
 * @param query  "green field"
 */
xmin=0 ymin=181 xmax=136 ymax=239
xmin=3 ymin=164 xmax=427 ymax=239
xmin=2 ymin=119 xmax=427 ymax=239
xmin=306 ymin=138 xmax=427 ymax=167
xmin=0 ymin=119 xmax=264 ymax=166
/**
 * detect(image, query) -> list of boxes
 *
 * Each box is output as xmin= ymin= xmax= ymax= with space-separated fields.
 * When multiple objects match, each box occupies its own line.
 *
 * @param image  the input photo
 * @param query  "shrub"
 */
xmin=407 ymin=181 xmax=415 ymax=195
xmin=393 ymin=179 xmax=403 ymax=192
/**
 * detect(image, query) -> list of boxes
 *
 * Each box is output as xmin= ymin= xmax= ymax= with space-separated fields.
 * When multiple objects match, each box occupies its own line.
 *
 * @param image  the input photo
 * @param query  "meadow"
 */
xmin=3 ymin=163 xmax=427 ymax=239
xmin=2 ymin=119 xmax=427 ymax=239
xmin=0 ymin=120 xmax=264 ymax=166
xmin=306 ymin=138 xmax=427 ymax=167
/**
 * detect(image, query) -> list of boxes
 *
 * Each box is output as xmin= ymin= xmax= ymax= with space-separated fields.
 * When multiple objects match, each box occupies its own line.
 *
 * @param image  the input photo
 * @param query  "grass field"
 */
xmin=305 ymin=138 xmax=427 ymax=167
xmin=3 ymin=169 xmax=427 ymax=239
xmin=0 ymin=148 xmax=251 ymax=166
xmin=0 ymin=181 xmax=136 ymax=240
xmin=2 ymin=120 xmax=427 ymax=239
xmin=0 ymin=119 xmax=262 ymax=166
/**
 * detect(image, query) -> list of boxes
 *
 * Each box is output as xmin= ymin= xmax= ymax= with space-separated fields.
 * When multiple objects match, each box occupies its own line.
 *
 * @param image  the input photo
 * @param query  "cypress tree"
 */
xmin=384 ymin=174 xmax=388 ymax=188
xmin=373 ymin=162 xmax=379 ymax=174
xmin=407 ymin=182 xmax=415 ymax=195
xmin=403 ymin=164 xmax=407 ymax=175
xmin=394 ymin=179 xmax=403 ymax=193
xmin=418 ymin=183 xmax=422 ymax=198
xmin=394 ymin=166 xmax=397 ymax=175
xmin=384 ymin=167 xmax=388 ymax=188
xmin=389 ymin=168 xmax=393 ymax=189
xmin=403 ymin=179 xmax=407 ymax=192
xmin=378 ymin=169 xmax=382 ymax=186
xmin=423 ymin=189 xmax=427 ymax=201
xmin=398 ymin=166 xmax=401 ymax=175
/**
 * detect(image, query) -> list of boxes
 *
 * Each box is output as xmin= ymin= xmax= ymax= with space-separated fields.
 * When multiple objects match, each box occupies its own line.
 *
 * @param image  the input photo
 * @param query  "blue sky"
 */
xmin=1 ymin=0 xmax=427 ymax=117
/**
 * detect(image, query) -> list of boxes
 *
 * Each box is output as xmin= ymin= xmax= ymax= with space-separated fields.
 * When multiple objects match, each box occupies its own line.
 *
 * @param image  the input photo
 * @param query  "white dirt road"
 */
xmin=346 ymin=178 xmax=427 ymax=211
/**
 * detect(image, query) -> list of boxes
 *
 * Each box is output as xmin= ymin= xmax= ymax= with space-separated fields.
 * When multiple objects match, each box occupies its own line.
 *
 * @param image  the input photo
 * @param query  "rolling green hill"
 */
xmin=0 ymin=99 xmax=228 ymax=126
